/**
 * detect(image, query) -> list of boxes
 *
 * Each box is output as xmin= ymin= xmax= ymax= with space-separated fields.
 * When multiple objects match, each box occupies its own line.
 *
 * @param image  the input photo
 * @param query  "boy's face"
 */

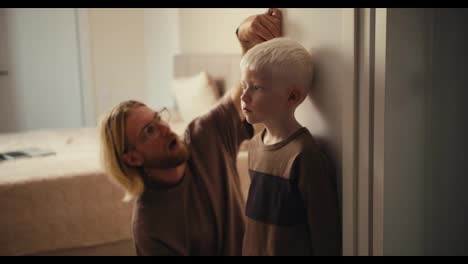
xmin=240 ymin=68 xmax=289 ymax=124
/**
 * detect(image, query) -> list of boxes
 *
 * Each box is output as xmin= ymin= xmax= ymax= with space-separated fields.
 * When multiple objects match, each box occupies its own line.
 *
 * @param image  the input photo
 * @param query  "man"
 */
xmin=99 ymin=8 xmax=282 ymax=256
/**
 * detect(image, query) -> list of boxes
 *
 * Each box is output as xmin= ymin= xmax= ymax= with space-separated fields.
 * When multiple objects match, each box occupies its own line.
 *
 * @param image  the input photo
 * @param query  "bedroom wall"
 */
xmin=88 ymin=8 xmax=146 ymax=122
xmin=88 ymin=8 xmax=180 ymax=118
xmin=144 ymin=8 xmax=180 ymax=110
xmin=88 ymin=8 xmax=260 ymax=119
xmin=179 ymin=8 xmax=265 ymax=54
xmin=0 ymin=8 xmax=84 ymax=132
xmin=284 ymin=8 xmax=348 ymax=171
xmin=86 ymin=8 xmax=264 ymax=120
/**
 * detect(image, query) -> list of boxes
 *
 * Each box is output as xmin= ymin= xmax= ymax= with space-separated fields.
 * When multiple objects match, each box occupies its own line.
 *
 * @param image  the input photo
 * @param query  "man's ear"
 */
xmin=122 ymin=151 xmax=144 ymax=167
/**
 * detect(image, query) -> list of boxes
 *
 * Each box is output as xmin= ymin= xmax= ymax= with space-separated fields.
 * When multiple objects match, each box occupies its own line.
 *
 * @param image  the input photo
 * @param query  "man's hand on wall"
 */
xmin=237 ymin=8 xmax=283 ymax=55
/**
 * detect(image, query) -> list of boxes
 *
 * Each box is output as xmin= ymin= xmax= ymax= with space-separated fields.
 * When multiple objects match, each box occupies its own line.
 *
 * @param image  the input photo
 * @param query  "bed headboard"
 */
xmin=174 ymin=54 xmax=241 ymax=95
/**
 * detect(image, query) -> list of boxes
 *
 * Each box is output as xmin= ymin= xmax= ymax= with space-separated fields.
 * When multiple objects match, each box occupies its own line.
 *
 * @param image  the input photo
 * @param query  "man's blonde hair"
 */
xmin=240 ymin=37 xmax=314 ymax=97
xmin=99 ymin=100 xmax=145 ymax=202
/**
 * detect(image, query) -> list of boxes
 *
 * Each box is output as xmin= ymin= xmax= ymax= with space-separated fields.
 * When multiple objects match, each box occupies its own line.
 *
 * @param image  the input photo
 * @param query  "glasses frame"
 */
xmin=125 ymin=107 xmax=171 ymax=153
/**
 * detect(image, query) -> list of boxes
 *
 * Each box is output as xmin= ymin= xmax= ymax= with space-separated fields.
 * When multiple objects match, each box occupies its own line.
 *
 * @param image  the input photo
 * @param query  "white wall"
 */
xmin=86 ymin=8 xmax=273 ymax=118
xmin=179 ymin=8 xmax=265 ymax=54
xmin=88 ymin=8 xmax=145 ymax=121
xmin=89 ymin=8 xmax=180 ymax=119
xmin=0 ymin=8 xmax=83 ymax=132
xmin=284 ymin=8 xmax=348 ymax=169
xmin=144 ymin=8 xmax=179 ymax=110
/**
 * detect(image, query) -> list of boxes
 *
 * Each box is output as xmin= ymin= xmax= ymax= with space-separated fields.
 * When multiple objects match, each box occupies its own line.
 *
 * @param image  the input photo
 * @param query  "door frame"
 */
xmin=76 ymin=8 xmax=96 ymax=126
xmin=342 ymin=8 xmax=386 ymax=256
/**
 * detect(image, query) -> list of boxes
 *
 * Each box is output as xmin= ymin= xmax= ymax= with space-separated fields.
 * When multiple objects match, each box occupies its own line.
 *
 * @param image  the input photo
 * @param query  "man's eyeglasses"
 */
xmin=138 ymin=107 xmax=171 ymax=143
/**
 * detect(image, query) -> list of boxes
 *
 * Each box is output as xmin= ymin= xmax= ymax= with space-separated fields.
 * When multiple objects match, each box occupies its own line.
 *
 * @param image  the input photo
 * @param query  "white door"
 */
xmin=0 ymin=8 xmax=83 ymax=132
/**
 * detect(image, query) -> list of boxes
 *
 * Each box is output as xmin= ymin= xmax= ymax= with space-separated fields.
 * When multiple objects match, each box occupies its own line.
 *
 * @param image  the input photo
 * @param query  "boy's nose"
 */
xmin=241 ymin=89 xmax=250 ymax=103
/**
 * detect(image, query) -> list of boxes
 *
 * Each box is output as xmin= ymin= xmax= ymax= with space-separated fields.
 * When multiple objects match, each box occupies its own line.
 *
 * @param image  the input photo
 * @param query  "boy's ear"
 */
xmin=122 ymin=151 xmax=144 ymax=167
xmin=287 ymin=86 xmax=303 ymax=107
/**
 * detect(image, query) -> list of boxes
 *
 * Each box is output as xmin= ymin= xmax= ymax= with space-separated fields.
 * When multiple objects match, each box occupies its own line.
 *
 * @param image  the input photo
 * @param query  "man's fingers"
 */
xmin=239 ymin=8 xmax=282 ymax=49
xmin=258 ymin=15 xmax=278 ymax=39
xmin=262 ymin=14 xmax=281 ymax=37
xmin=267 ymin=8 xmax=282 ymax=19
xmin=253 ymin=21 xmax=275 ymax=41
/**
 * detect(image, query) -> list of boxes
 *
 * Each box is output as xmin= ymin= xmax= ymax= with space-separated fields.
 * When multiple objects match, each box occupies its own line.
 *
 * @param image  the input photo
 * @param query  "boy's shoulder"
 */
xmin=248 ymin=127 xmax=323 ymax=160
xmin=291 ymin=128 xmax=321 ymax=155
xmin=248 ymin=130 xmax=263 ymax=151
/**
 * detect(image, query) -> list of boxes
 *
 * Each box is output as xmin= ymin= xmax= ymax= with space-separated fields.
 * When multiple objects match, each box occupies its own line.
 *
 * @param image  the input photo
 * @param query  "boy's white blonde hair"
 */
xmin=99 ymin=100 xmax=145 ymax=202
xmin=240 ymin=37 xmax=314 ymax=95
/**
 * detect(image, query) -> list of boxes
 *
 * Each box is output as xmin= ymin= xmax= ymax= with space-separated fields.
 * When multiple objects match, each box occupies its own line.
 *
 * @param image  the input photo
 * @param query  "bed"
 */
xmin=0 ymin=128 xmax=135 ymax=256
xmin=0 ymin=54 xmax=250 ymax=256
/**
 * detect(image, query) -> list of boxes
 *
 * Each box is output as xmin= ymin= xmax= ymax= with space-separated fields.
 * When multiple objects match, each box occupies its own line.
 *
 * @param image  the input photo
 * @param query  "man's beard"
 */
xmin=144 ymin=140 xmax=190 ymax=170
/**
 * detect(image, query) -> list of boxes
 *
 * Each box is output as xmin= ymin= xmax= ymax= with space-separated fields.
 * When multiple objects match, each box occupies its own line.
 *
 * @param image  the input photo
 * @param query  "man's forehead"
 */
xmin=126 ymin=106 xmax=156 ymax=138
xmin=130 ymin=105 xmax=155 ymax=121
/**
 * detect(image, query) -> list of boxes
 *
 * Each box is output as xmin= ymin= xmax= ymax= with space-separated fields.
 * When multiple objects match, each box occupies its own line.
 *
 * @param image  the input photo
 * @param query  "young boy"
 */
xmin=240 ymin=37 xmax=341 ymax=256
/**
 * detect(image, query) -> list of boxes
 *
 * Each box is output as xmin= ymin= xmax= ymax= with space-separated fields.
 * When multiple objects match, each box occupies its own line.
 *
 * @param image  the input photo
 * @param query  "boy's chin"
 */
xmin=245 ymin=116 xmax=261 ymax=125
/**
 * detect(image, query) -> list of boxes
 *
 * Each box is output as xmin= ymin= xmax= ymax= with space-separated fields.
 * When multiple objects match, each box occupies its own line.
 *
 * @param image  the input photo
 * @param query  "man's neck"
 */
xmin=144 ymin=162 xmax=187 ymax=188
xmin=263 ymin=115 xmax=303 ymax=145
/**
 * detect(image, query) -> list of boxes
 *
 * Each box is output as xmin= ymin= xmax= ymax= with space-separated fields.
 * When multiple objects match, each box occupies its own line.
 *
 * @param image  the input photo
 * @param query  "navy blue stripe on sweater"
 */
xmin=245 ymin=170 xmax=307 ymax=226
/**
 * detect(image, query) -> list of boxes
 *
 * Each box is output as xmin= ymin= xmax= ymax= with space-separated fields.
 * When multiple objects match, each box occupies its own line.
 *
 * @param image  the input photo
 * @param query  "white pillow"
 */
xmin=172 ymin=71 xmax=219 ymax=123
